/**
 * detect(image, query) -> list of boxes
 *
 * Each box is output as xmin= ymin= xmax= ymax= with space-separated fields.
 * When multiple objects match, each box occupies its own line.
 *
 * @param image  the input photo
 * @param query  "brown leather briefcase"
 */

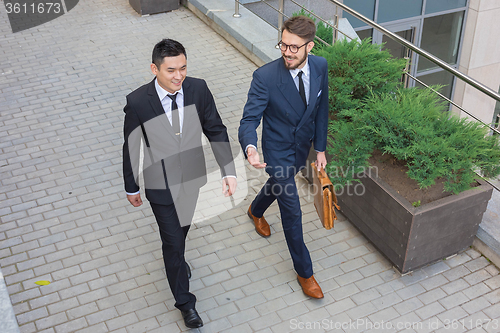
xmin=311 ymin=163 xmax=340 ymax=230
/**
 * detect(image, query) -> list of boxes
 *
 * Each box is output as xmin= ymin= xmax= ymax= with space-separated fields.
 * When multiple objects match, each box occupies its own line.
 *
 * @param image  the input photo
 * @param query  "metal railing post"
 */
xmin=333 ymin=6 xmax=338 ymax=43
xmin=237 ymin=0 xmax=500 ymax=137
xmin=233 ymin=0 xmax=241 ymax=18
xmin=277 ymin=0 xmax=284 ymax=43
xmin=327 ymin=0 xmax=500 ymax=104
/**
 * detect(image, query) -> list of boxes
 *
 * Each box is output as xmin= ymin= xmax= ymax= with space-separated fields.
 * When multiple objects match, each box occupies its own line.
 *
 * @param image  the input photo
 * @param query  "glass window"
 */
xmin=425 ymin=0 xmax=467 ymax=15
xmin=378 ymin=0 xmax=423 ymax=23
xmin=415 ymin=70 xmax=455 ymax=101
xmin=418 ymin=11 xmax=464 ymax=72
xmin=355 ymin=28 xmax=373 ymax=41
xmin=343 ymin=0 xmax=375 ymax=28
xmin=382 ymin=28 xmax=414 ymax=59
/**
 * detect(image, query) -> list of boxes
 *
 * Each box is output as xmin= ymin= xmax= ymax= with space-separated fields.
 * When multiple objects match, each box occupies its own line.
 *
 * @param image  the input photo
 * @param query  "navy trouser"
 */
xmin=251 ymin=175 xmax=313 ymax=278
xmin=150 ymin=187 xmax=199 ymax=311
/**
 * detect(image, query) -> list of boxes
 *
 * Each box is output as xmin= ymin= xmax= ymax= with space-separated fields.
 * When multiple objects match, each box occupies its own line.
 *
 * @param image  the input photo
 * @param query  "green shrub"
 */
xmin=359 ymin=87 xmax=500 ymax=193
xmin=311 ymin=36 xmax=500 ymax=193
xmin=315 ymin=38 xmax=406 ymax=117
xmin=326 ymin=120 xmax=375 ymax=190
xmin=312 ymin=38 xmax=406 ymax=186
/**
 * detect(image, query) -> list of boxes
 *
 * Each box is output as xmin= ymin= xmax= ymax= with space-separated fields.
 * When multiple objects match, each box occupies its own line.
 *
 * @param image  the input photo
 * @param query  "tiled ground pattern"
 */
xmin=1 ymin=1 xmax=500 ymax=333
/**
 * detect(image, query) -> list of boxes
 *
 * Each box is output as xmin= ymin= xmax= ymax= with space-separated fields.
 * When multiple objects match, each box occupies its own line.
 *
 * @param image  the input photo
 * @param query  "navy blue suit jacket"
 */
xmin=239 ymin=55 xmax=329 ymax=179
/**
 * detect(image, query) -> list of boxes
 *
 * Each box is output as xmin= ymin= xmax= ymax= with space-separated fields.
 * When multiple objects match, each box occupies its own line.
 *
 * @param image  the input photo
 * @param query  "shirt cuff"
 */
xmin=222 ymin=175 xmax=237 ymax=179
xmin=245 ymin=144 xmax=257 ymax=154
xmin=126 ymin=191 xmax=140 ymax=196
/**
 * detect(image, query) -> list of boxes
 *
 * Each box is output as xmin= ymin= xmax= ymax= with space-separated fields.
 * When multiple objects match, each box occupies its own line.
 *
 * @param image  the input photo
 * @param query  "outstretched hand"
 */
xmin=246 ymin=147 xmax=266 ymax=169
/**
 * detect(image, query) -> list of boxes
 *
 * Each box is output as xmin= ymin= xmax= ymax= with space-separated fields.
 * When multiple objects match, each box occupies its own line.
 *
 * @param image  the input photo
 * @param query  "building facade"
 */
xmin=342 ymin=0 xmax=500 ymax=126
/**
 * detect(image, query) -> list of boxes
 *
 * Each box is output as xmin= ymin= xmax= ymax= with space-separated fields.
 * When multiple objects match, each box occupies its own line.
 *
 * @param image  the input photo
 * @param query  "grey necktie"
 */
xmin=167 ymin=93 xmax=180 ymax=136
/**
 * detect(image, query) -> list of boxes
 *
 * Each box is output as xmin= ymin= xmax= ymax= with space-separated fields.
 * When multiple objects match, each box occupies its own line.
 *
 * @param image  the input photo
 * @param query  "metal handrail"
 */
xmin=233 ymin=0 xmax=500 ymax=103
xmin=406 ymin=71 xmax=500 ymax=134
xmin=277 ymin=0 xmax=284 ymax=43
xmin=329 ymin=0 xmax=500 ymax=104
xmin=234 ymin=0 xmax=353 ymax=42
xmin=328 ymin=0 xmax=500 ymax=188
xmin=233 ymin=0 xmax=241 ymax=18
xmin=287 ymin=0 xmax=348 ymax=42
xmin=233 ymin=0 xmax=500 ymax=136
xmin=235 ymin=0 xmax=286 ymax=40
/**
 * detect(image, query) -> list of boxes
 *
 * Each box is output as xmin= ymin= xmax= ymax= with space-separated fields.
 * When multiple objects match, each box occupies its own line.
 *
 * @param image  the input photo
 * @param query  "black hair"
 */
xmin=152 ymin=39 xmax=187 ymax=68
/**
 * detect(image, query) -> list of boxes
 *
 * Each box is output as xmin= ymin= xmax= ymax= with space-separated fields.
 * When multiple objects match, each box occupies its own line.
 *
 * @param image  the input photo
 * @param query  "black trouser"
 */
xmin=150 ymin=187 xmax=199 ymax=311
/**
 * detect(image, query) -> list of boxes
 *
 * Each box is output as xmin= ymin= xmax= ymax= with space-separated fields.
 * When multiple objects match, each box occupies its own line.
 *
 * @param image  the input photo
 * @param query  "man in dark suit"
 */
xmin=123 ymin=39 xmax=236 ymax=328
xmin=239 ymin=16 xmax=328 ymax=298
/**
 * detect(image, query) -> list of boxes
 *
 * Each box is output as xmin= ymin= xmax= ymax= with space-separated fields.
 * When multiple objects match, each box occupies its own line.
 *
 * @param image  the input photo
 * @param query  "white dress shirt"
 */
xmin=155 ymin=78 xmax=184 ymax=132
xmin=289 ymin=58 xmax=310 ymax=105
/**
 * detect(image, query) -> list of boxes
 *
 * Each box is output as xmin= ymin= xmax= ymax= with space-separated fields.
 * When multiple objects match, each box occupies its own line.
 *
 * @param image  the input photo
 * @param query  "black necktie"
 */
xmin=298 ymin=71 xmax=307 ymax=108
xmin=167 ymin=93 xmax=180 ymax=137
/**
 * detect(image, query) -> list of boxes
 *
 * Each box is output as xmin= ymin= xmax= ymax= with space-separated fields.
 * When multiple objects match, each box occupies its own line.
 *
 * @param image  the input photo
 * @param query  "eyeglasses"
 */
xmin=277 ymin=40 xmax=310 ymax=54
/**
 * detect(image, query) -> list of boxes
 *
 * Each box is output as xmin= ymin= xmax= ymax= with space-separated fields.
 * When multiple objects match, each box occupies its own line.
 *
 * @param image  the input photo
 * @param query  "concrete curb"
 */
xmin=182 ymin=0 xmax=281 ymax=66
xmin=476 ymin=188 xmax=500 ymax=267
xmin=0 ymin=269 xmax=20 ymax=333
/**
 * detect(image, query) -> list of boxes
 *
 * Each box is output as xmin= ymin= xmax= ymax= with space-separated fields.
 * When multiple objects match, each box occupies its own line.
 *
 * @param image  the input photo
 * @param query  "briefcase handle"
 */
xmin=311 ymin=163 xmax=340 ymax=209
xmin=315 ymin=166 xmax=332 ymax=188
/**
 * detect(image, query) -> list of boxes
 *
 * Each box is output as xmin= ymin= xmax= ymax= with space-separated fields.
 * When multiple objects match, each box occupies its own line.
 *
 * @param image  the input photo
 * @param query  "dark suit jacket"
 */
xmin=123 ymin=77 xmax=235 ymax=205
xmin=238 ymin=55 xmax=329 ymax=179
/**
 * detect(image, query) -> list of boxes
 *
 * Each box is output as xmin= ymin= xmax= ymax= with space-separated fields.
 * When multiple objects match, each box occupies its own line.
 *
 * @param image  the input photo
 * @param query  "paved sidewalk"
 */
xmin=1 ymin=1 xmax=500 ymax=333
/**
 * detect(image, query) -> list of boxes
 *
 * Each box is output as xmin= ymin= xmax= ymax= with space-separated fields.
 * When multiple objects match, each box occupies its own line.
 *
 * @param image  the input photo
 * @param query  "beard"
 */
xmin=282 ymin=49 xmax=308 ymax=70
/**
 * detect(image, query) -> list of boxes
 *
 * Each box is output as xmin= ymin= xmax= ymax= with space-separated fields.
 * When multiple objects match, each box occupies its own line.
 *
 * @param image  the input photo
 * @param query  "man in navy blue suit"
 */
xmin=239 ymin=16 xmax=329 ymax=298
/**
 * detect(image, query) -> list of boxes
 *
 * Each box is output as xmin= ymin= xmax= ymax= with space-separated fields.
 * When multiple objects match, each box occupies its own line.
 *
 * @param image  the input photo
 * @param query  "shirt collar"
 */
xmin=155 ymin=78 xmax=183 ymax=102
xmin=289 ymin=57 xmax=310 ymax=79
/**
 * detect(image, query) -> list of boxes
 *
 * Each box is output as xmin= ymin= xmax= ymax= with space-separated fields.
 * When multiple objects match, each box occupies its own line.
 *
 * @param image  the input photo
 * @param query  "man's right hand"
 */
xmin=246 ymin=146 xmax=267 ymax=169
xmin=127 ymin=193 xmax=143 ymax=207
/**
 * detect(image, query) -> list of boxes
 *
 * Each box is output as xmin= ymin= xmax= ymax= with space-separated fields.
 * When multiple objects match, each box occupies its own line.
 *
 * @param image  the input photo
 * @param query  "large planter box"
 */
xmin=129 ymin=0 xmax=179 ymax=15
xmin=338 ymin=168 xmax=493 ymax=274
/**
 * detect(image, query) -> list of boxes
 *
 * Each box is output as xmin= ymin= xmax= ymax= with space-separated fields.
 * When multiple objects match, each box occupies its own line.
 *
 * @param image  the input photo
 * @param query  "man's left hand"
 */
xmin=222 ymin=177 xmax=237 ymax=197
xmin=315 ymin=151 xmax=327 ymax=171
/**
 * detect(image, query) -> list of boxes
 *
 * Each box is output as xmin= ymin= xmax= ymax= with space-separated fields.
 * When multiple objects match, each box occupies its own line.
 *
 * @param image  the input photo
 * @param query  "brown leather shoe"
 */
xmin=247 ymin=205 xmax=271 ymax=237
xmin=297 ymin=275 xmax=324 ymax=299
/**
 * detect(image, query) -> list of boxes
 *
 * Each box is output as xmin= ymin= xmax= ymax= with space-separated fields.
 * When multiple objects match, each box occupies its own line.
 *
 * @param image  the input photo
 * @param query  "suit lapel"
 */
xmin=181 ymin=79 xmax=193 ymax=138
xmin=148 ymin=79 xmax=167 ymax=118
xmin=147 ymin=79 xmax=178 ymax=141
xmin=297 ymin=56 xmax=322 ymax=131
xmin=276 ymin=59 xmax=305 ymax=118
xmin=307 ymin=57 xmax=321 ymax=113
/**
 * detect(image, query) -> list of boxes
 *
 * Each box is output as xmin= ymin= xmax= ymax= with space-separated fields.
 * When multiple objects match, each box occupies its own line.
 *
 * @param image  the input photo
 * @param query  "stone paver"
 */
xmin=1 ymin=1 xmax=500 ymax=333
